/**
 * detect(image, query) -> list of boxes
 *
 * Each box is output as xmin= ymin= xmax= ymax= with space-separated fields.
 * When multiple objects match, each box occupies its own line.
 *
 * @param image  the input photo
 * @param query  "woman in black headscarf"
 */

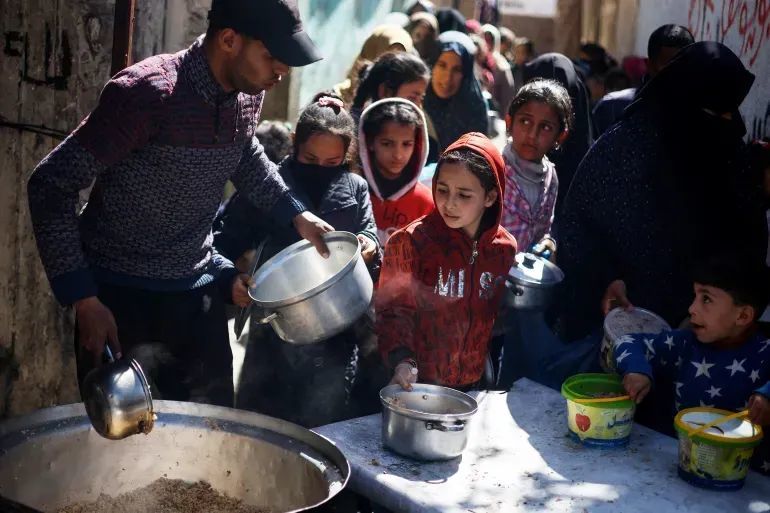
xmin=553 ymin=41 xmax=767 ymax=343
xmin=435 ymin=8 xmax=467 ymax=34
xmin=423 ymin=31 xmax=488 ymax=157
xmin=522 ymin=53 xmax=594 ymax=218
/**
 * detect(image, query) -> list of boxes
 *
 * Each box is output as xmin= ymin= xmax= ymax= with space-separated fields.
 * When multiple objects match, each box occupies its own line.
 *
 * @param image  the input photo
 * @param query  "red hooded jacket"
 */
xmin=376 ymin=133 xmax=517 ymax=387
xmin=359 ymin=98 xmax=434 ymax=245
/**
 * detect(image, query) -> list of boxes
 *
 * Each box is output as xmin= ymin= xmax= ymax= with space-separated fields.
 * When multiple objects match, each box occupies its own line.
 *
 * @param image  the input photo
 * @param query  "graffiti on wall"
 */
xmin=3 ymin=23 xmax=72 ymax=90
xmin=687 ymin=0 xmax=770 ymax=139
xmin=688 ymin=0 xmax=770 ymax=67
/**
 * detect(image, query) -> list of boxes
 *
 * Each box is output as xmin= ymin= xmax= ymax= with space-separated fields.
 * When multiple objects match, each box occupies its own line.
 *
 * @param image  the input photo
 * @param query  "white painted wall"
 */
xmin=635 ymin=0 xmax=770 ymax=140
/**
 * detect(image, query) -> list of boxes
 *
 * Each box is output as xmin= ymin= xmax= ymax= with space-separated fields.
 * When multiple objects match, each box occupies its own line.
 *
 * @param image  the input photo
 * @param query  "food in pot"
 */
xmin=57 ymin=478 xmax=270 ymax=513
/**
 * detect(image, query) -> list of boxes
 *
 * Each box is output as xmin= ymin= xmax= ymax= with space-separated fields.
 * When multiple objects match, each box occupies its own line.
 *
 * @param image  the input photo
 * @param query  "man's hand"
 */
xmin=602 ymin=279 xmax=634 ymax=316
xmin=293 ymin=211 xmax=334 ymax=258
xmin=622 ymin=372 xmax=651 ymax=404
xmin=231 ymin=273 xmax=252 ymax=308
xmin=74 ymin=296 xmax=121 ymax=364
xmin=357 ymin=234 xmax=377 ymax=264
xmin=390 ymin=362 xmax=418 ymax=391
xmin=748 ymin=394 xmax=770 ymax=426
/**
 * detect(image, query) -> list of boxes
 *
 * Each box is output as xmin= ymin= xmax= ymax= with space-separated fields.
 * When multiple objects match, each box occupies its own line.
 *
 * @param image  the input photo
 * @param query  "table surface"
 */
xmin=314 ymin=378 xmax=770 ymax=513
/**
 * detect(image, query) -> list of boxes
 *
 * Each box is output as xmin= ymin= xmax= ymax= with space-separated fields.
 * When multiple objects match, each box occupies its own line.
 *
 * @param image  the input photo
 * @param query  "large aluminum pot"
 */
xmin=380 ymin=384 xmax=477 ymax=461
xmin=81 ymin=345 xmax=154 ymax=440
xmin=505 ymin=252 xmax=564 ymax=310
xmin=0 ymin=401 xmax=349 ymax=512
xmin=249 ymin=231 xmax=373 ymax=345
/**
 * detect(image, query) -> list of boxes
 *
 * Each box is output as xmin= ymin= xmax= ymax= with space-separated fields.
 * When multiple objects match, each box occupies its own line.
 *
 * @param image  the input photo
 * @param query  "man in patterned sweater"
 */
xmin=615 ymin=254 xmax=770 ymax=475
xmin=27 ymin=0 xmax=330 ymax=406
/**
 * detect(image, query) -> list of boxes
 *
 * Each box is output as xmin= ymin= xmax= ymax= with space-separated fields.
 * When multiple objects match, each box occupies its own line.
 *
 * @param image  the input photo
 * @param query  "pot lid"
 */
xmin=604 ymin=307 xmax=670 ymax=340
xmin=675 ymin=407 xmax=762 ymax=444
xmin=508 ymin=252 xmax=564 ymax=286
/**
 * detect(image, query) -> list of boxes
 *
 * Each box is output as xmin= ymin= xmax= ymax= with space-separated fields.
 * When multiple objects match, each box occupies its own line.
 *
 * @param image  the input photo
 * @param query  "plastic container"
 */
xmin=600 ymin=307 xmax=670 ymax=372
xmin=561 ymin=373 xmax=635 ymax=447
xmin=674 ymin=407 xmax=763 ymax=491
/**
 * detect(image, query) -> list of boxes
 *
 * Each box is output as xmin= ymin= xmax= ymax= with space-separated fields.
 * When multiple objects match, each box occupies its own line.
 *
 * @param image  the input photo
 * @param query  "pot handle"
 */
xmin=425 ymin=420 xmax=466 ymax=432
xmin=257 ymin=312 xmax=279 ymax=324
xmin=103 ymin=344 xmax=116 ymax=363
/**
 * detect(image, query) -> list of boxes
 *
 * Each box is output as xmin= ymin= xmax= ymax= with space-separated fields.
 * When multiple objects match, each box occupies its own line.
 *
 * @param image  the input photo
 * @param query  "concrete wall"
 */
xmin=0 ymin=0 xmax=163 ymax=417
xmin=635 ymin=0 xmax=770 ymax=140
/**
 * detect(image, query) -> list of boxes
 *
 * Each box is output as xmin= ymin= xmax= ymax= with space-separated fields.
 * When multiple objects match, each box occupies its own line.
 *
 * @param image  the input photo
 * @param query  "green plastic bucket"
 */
xmin=561 ymin=373 xmax=635 ymax=447
xmin=674 ymin=407 xmax=763 ymax=491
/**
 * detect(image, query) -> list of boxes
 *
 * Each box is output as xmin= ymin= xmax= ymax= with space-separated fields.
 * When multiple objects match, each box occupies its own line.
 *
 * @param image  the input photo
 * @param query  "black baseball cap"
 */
xmin=208 ymin=0 xmax=323 ymax=66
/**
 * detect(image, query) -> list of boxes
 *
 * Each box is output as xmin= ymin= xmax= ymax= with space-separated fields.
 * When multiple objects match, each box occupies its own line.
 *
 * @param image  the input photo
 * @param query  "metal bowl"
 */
xmin=81 ymin=347 xmax=154 ymax=440
xmin=0 ymin=401 xmax=349 ymax=512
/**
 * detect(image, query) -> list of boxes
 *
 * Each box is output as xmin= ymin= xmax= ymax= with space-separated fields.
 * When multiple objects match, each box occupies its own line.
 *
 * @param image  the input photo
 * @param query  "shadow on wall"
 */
xmin=297 ymin=0 xmax=408 ymax=108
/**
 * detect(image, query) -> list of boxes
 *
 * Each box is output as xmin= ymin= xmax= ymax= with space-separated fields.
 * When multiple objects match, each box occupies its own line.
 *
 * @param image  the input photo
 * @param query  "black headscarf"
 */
xmin=523 ymin=53 xmax=594 ymax=217
xmin=436 ymin=8 xmax=467 ymax=34
xmin=627 ymin=41 xmax=754 ymax=167
xmin=423 ymin=31 xmax=488 ymax=152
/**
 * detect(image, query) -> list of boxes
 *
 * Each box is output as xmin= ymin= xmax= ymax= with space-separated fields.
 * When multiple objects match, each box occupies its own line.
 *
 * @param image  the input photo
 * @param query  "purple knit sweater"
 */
xmin=28 ymin=37 xmax=305 ymax=305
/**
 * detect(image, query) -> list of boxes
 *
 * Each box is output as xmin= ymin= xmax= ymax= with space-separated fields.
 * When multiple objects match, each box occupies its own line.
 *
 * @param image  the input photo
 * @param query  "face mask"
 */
xmin=292 ymin=159 xmax=346 ymax=177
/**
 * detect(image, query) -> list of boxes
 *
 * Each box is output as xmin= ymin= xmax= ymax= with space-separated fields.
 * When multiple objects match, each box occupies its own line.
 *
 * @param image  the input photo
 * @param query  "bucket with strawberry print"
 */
xmin=561 ymin=373 xmax=636 ymax=447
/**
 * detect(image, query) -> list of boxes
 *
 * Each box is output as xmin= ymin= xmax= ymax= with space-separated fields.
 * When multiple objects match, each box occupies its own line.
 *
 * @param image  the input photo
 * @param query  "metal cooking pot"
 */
xmin=380 ymin=384 xmax=477 ymax=461
xmin=249 ymin=231 xmax=373 ymax=345
xmin=505 ymin=252 xmax=564 ymax=310
xmin=81 ymin=345 xmax=154 ymax=440
xmin=0 ymin=401 xmax=349 ymax=512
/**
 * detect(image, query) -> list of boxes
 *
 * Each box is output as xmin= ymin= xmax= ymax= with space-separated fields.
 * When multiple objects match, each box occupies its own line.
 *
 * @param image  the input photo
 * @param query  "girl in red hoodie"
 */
xmin=359 ymin=98 xmax=434 ymax=245
xmin=377 ymin=132 xmax=517 ymax=389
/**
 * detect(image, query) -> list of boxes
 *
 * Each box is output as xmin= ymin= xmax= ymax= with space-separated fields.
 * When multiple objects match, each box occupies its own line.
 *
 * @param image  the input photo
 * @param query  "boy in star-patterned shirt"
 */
xmin=615 ymin=254 xmax=770 ymax=475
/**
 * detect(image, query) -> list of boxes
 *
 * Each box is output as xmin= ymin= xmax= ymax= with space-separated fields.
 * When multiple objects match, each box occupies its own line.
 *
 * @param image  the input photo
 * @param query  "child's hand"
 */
xmin=390 ymin=362 xmax=418 ymax=391
xmin=623 ymin=373 xmax=651 ymax=404
xmin=602 ymin=279 xmax=634 ymax=315
xmin=357 ymin=234 xmax=377 ymax=264
xmin=231 ymin=274 xmax=253 ymax=308
xmin=748 ymin=394 xmax=770 ymax=426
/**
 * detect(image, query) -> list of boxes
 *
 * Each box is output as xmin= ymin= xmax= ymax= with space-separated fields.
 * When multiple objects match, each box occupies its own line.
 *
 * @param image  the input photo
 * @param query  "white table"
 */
xmin=314 ymin=378 xmax=770 ymax=513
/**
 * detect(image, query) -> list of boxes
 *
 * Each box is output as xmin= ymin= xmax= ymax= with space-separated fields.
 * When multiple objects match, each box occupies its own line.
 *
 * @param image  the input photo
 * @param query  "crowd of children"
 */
xmin=213 ymin=4 xmax=770 ymax=480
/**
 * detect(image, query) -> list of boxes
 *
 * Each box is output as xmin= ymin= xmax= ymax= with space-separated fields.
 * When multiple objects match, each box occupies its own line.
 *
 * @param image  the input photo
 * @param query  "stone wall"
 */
xmin=0 ymin=0 xmax=163 ymax=417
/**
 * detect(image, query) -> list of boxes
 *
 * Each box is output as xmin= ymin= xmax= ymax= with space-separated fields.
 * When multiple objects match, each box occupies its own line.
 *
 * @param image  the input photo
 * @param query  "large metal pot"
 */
xmin=0 ymin=401 xmax=349 ymax=512
xmin=249 ymin=231 xmax=373 ymax=345
xmin=380 ymin=384 xmax=477 ymax=461
xmin=81 ymin=345 xmax=154 ymax=440
xmin=505 ymin=252 xmax=564 ymax=310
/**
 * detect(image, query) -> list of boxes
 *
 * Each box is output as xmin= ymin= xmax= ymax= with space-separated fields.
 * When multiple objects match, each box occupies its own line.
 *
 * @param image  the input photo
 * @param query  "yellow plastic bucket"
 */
xmin=674 ymin=407 xmax=763 ymax=490
xmin=561 ymin=373 xmax=635 ymax=447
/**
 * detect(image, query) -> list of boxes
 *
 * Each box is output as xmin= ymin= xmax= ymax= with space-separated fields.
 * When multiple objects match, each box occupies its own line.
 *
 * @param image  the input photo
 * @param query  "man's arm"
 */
xmin=27 ymin=66 xmax=164 ymax=305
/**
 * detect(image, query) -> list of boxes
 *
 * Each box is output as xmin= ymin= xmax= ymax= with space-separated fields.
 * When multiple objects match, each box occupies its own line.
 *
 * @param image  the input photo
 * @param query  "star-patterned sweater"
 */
xmin=615 ymin=329 xmax=770 ymax=475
